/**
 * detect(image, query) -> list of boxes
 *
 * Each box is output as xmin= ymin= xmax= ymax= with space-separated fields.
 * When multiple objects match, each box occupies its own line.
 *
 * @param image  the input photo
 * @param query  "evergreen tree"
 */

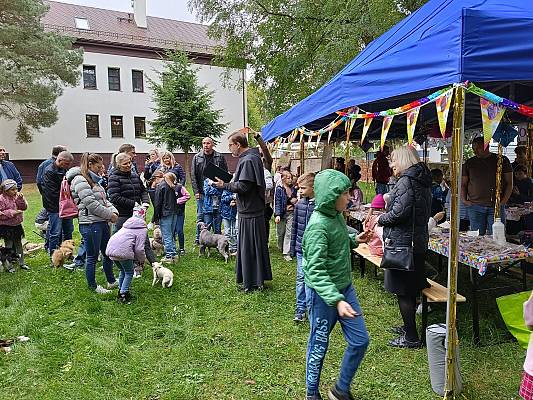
xmin=148 ymin=50 xmax=227 ymax=178
xmin=0 ymin=0 xmax=83 ymax=142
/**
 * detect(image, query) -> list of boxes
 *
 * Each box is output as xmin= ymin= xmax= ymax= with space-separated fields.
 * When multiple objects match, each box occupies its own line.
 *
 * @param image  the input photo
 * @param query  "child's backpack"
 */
xmin=59 ymin=177 xmax=79 ymax=219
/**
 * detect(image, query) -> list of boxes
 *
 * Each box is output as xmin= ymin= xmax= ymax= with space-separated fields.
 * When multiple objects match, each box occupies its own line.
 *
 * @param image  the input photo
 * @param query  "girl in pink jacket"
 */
xmin=521 ymin=292 xmax=533 ymax=399
xmin=0 ymin=179 xmax=29 ymax=272
xmin=106 ymin=214 xmax=147 ymax=303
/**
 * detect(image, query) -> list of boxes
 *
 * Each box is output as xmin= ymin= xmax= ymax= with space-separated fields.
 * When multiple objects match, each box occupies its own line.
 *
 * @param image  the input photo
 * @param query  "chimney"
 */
xmin=133 ymin=0 xmax=147 ymax=28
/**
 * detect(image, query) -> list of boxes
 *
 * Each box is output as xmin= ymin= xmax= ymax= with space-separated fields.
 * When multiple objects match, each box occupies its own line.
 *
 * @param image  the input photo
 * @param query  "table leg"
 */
xmin=438 ymin=254 xmax=443 ymax=273
xmin=359 ymin=255 xmax=365 ymax=278
xmin=469 ymin=266 xmax=480 ymax=345
xmin=421 ymin=295 xmax=428 ymax=346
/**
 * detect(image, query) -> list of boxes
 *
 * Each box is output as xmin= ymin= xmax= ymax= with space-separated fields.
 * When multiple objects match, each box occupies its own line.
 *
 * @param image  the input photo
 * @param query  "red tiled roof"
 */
xmin=43 ymin=1 xmax=218 ymax=55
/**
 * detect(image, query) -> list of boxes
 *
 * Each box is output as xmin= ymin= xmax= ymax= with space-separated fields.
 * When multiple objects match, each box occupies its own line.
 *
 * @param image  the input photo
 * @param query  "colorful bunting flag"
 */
xmin=381 ymin=116 xmax=393 ymax=150
xmin=436 ymin=90 xmax=453 ymax=139
xmin=406 ymin=107 xmax=420 ymax=145
xmin=361 ymin=118 xmax=373 ymax=144
xmin=480 ymin=98 xmax=506 ymax=149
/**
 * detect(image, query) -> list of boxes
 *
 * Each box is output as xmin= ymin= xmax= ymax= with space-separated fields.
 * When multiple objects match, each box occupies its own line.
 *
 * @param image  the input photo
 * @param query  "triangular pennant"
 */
xmin=361 ymin=118 xmax=373 ymax=144
xmin=436 ymin=90 xmax=453 ymax=139
xmin=327 ymin=129 xmax=334 ymax=144
xmin=406 ymin=107 xmax=420 ymax=145
xmin=480 ymin=98 xmax=506 ymax=149
xmin=381 ymin=116 xmax=393 ymax=150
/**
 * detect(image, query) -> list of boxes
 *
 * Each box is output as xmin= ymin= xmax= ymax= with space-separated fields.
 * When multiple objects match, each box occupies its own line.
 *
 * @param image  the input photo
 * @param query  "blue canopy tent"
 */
xmin=262 ymin=0 xmax=533 ymax=141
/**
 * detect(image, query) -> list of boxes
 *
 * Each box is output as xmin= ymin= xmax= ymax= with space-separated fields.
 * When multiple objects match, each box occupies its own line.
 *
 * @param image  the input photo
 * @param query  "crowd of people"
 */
xmin=1 ymin=135 xmax=533 ymax=400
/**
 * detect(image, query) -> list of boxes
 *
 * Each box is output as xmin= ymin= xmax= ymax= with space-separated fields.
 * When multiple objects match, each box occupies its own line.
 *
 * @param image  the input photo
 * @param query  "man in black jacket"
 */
xmin=42 ymin=151 xmax=74 ymax=255
xmin=191 ymin=137 xmax=228 ymax=243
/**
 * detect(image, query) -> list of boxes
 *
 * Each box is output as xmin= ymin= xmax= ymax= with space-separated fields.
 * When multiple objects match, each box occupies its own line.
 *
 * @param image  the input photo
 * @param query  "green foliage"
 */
xmin=147 ymin=50 xmax=227 ymax=174
xmin=0 ymin=0 xmax=83 ymax=142
xmin=190 ymin=0 xmax=428 ymax=118
xmin=247 ymin=82 xmax=269 ymax=131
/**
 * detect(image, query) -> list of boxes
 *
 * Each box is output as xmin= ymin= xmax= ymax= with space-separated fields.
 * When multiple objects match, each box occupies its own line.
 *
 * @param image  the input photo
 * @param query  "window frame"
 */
xmin=110 ymin=115 xmax=124 ymax=138
xmin=107 ymin=67 xmax=121 ymax=91
xmin=74 ymin=17 xmax=90 ymax=30
xmin=85 ymin=114 xmax=100 ymax=138
xmin=132 ymin=70 xmax=144 ymax=93
xmin=134 ymin=116 xmax=146 ymax=138
xmin=83 ymin=65 xmax=97 ymax=89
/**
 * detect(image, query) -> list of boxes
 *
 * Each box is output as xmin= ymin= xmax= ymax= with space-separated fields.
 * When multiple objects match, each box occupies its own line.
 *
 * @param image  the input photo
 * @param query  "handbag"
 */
xmin=59 ymin=177 xmax=79 ymax=219
xmin=380 ymin=179 xmax=416 ymax=271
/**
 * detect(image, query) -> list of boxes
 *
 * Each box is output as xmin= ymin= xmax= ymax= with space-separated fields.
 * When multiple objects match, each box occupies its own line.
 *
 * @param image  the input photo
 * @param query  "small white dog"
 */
xmin=152 ymin=262 xmax=174 ymax=288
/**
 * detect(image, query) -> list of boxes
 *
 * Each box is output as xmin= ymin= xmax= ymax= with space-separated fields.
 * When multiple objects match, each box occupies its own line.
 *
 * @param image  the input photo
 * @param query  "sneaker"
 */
xmin=307 ymin=393 xmax=323 ymax=400
xmin=161 ymin=257 xmax=173 ymax=264
xmin=107 ymin=281 xmax=118 ymax=290
xmin=133 ymin=270 xmax=142 ymax=279
xmin=293 ymin=312 xmax=306 ymax=323
xmin=416 ymin=303 xmax=431 ymax=315
xmin=388 ymin=334 xmax=423 ymax=349
xmin=63 ymin=263 xmax=75 ymax=271
xmin=328 ymin=385 xmax=355 ymax=400
xmin=95 ymin=285 xmax=111 ymax=295
xmin=230 ymin=251 xmax=237 ymax=257
xmin=283 ymin=255 xmax=293 ymax=262
xmin=19 ymin=264 xmax=30 ymax=271
xmin=117 ymin=292 xmax=127 ymax=304
xmin=179 ymin=249 xmax=186 ymax=256
xmin=147 ymin=222 xmax=154 ymax=230
xmin=7 ymin=266 xmax=16 ymax=273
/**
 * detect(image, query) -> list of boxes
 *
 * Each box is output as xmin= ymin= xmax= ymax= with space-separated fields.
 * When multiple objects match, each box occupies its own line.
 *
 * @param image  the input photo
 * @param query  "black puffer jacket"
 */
xmin=379 ymin=162 xmax=432 ymax=254
xmin=41 ymin=162 xmax=66 ymax=213
xmin=108 ymin=168 xmax=149 ymax=217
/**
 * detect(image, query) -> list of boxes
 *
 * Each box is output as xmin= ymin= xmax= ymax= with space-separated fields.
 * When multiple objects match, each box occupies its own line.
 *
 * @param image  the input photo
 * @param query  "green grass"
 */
xmin=0 ymin=184 xmax=525 ymax=399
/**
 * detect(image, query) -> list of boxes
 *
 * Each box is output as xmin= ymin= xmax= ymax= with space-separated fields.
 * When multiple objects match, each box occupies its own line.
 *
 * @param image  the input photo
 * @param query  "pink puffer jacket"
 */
xmin=0 ymin=193 xmax=27 ymax=226
xmin=106 ymin=217 xmax=147 ymax=262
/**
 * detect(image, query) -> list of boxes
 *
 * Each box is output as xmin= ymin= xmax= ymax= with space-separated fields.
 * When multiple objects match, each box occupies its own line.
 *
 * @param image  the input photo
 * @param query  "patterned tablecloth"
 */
xmin=506 ymin=205 xmax=533 ymax=221
xmin=428 ymin=230 xmax=533 ymax=275
xmin=349 ymin=209 xmax=367 ymax=223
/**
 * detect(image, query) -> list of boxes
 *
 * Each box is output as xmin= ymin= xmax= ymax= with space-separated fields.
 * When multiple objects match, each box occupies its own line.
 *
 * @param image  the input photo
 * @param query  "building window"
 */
xmin=110 ymin=116 xmax=123 ymax=138
xmin=75 ymin=17 xmax=90 ymax=30
xmin=134 ymin=117 xmax=146 ymax=138
xmin=86 ymin=114 xmax=100 ymax=137
xmin=83 ymin=65 xmax=96 ymax=89
xmin=108 ymin=68 xmax=121 ymax=91
xmin=132 ymin=70 xmax=144 ymax=92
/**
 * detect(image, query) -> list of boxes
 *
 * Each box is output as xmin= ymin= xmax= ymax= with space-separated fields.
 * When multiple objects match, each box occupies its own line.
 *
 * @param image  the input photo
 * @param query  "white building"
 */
xmin=2 ymin=0 xmax=246 ymax=180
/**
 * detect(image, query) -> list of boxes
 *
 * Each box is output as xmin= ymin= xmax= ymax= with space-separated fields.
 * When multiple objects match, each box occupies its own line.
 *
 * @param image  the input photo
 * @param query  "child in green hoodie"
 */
xmin=302 ymin=169 xmax=369 ymax=400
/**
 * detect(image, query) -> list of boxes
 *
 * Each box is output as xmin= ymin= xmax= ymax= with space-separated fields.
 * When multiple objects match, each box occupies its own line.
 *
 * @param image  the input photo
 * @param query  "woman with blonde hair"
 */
xmin=158 ymin=150 xmax=186 ymax=185
xmin=378 ymin=145 xmax=432 ymax=348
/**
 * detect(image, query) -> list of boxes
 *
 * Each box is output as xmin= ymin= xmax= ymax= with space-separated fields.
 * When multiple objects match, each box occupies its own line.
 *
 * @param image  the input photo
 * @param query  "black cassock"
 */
xmin=224 ymin=148 xmax=272 ymax=290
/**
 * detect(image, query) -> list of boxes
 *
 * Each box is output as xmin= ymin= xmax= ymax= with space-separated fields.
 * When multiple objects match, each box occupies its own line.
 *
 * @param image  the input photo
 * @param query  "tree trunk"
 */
xmin=184 ymin=148 xmax=191 ymax=184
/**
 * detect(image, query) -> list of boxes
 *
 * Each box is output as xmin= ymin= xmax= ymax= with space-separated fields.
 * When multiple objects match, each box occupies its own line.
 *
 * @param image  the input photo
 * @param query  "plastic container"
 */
xmin=492 ymin=220 xmax=506 ymax=245
xmin=426 ymin=323 xmax=463 ymax=396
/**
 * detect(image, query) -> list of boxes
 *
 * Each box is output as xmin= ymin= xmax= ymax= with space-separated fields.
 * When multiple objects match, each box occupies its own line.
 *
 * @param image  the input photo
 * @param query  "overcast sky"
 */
xmin=53 ymin=0 xmax=200 ymax=23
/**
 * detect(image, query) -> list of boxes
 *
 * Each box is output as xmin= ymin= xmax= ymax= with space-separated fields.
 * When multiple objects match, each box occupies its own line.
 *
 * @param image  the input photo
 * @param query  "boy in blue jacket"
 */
xmin=221 ymin=190 xmax=238 ymax=254
xmin=203 ymin=178 xmax=223 ymax=234
xmin=290 ymin=172 xmax=315 ymax=322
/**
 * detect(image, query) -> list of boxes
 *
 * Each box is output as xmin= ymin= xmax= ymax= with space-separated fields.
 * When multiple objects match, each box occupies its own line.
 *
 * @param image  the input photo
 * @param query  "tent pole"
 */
xmin=528 ymin=123 xmax=533 ymax=178
xmin=494 ymin=144 xmax=503 ymax=220
xmin=300 ymin=133 xmax=305 ymax=175
xmin=444 ymin=86 xmax=464 ymax=397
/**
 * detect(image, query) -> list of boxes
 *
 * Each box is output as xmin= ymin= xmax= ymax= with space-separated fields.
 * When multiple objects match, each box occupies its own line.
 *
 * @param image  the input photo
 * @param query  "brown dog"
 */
xmin=51 ymin=239 xmax=76 ymax=268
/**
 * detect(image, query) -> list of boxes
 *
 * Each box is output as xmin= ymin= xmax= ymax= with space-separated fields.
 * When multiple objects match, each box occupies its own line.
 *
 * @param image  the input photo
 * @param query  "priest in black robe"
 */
xmin=214 ymin=132 xmax=272 ymax=292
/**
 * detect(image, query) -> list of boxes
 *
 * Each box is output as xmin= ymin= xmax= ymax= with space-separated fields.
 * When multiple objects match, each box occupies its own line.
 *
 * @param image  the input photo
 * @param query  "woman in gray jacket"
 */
xmin=67 ymin=153 xmax=119 ymax=294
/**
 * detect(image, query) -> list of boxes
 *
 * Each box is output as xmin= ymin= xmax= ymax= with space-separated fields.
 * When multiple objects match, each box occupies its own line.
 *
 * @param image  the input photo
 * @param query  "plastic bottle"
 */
xmin=492 ymin=220 xmax=506 ymax=245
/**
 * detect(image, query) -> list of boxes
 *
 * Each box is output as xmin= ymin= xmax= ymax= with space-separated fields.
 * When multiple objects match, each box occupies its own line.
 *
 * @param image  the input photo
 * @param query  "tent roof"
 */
xmin=262 ymin=0 xmax=533 ymax=141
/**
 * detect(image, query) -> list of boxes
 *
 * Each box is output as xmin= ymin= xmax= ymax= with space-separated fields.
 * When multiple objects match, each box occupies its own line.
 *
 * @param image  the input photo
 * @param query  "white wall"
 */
xmin=2 ymin=51 xmax=245 ymax=159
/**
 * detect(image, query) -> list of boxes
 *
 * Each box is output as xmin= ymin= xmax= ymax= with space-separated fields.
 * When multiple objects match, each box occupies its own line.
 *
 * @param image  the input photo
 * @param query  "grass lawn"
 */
xmin=0 ymin=184 xmax=525 ymax=399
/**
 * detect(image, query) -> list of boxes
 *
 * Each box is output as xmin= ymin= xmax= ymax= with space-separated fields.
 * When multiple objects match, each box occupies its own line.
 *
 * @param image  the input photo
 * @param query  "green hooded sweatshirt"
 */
xmin=302 ymin=169 xmax=358 ymax=306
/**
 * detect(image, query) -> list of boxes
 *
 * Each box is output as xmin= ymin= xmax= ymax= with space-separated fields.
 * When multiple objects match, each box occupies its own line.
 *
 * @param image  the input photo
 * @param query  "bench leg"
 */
xmin=438 ymin=254 xmax=443 ymax=273
xmin=470 ymin=266 xmax=480 ymax=346
xmin=359 ymin=255 xmax=365 ymax=278
xmin=421 ymin=295 xmax=428 ymax=346
xmin=374 ymin=264 xmax=378 ymax=277
xmin=522 ymin=260 xmax=528 ymax=291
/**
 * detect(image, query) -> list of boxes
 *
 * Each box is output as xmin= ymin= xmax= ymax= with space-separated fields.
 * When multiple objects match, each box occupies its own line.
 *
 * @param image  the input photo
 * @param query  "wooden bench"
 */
xmin=352 ymin=244 xmax=466 ymax=345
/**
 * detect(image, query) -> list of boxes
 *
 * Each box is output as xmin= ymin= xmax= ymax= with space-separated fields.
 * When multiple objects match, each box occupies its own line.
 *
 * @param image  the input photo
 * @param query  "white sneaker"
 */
xmin=416 ymin=303 xmax=431 ymax=315
xmin=63 ymin=263 xmax=75 ymax=271
xmin=283 ymin=255 xmax=293 ymax=262
xmin=147 ymin=222 xmax=154 ymax=229
xmin=95 ymin=285 xmax=111 ymax=294
xmin=133 ymin=270 xmax=142 ymax=279
xmin=107 ymin=281 xmax=118 ymax=289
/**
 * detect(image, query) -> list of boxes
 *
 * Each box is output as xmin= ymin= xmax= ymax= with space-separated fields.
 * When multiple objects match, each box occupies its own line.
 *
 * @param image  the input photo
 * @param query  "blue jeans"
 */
xmin=204 ymin=211 xmax=222 ymax=234
xmin=160 ymin=214 xmax=177 ymax=258
xmin=223 ymin=217 xmax=237 ymax=253
xmin=116 ymin=259 xmax=134 ymax=294
xmin=305 ymin=284 xmax=369 ymax=395
xmin=48 ymin=212 xmax=74 ymax=255
xmin=174 ymin=214 xmax=185 ymax=250
xmin=375 ymin=182 xmax=389 ymax=195
xmin=79 ymin=222 xmax=115 ymax=290
xmin=195 ymin=196 xmax=205 ymax=242
xmin=296 ymin=252 xmax=306 ymax=314
xmin=467 ymin=204 xmax=505 ymax=236
xmin=74 ymin=238 xmax=86 ymax=267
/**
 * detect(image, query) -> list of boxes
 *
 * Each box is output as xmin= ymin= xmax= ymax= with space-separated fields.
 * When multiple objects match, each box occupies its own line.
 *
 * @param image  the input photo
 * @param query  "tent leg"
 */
xmin=469 ymin=266 xmax=481 ymax=346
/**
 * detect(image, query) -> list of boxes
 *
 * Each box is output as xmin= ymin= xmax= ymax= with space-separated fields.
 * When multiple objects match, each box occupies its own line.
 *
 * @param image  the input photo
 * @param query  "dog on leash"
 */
xmin=150 ymin=225 xmax=165 ymax=253
xmin=197 ymin=222 xmax=229 ymax=263
xmin=152 ymin=262 xmax=174 ymax=288
xmin=0 ymin=247 xmax=18 ymax=273
xmin=51 ymin=239 xmax=76 ymax=269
